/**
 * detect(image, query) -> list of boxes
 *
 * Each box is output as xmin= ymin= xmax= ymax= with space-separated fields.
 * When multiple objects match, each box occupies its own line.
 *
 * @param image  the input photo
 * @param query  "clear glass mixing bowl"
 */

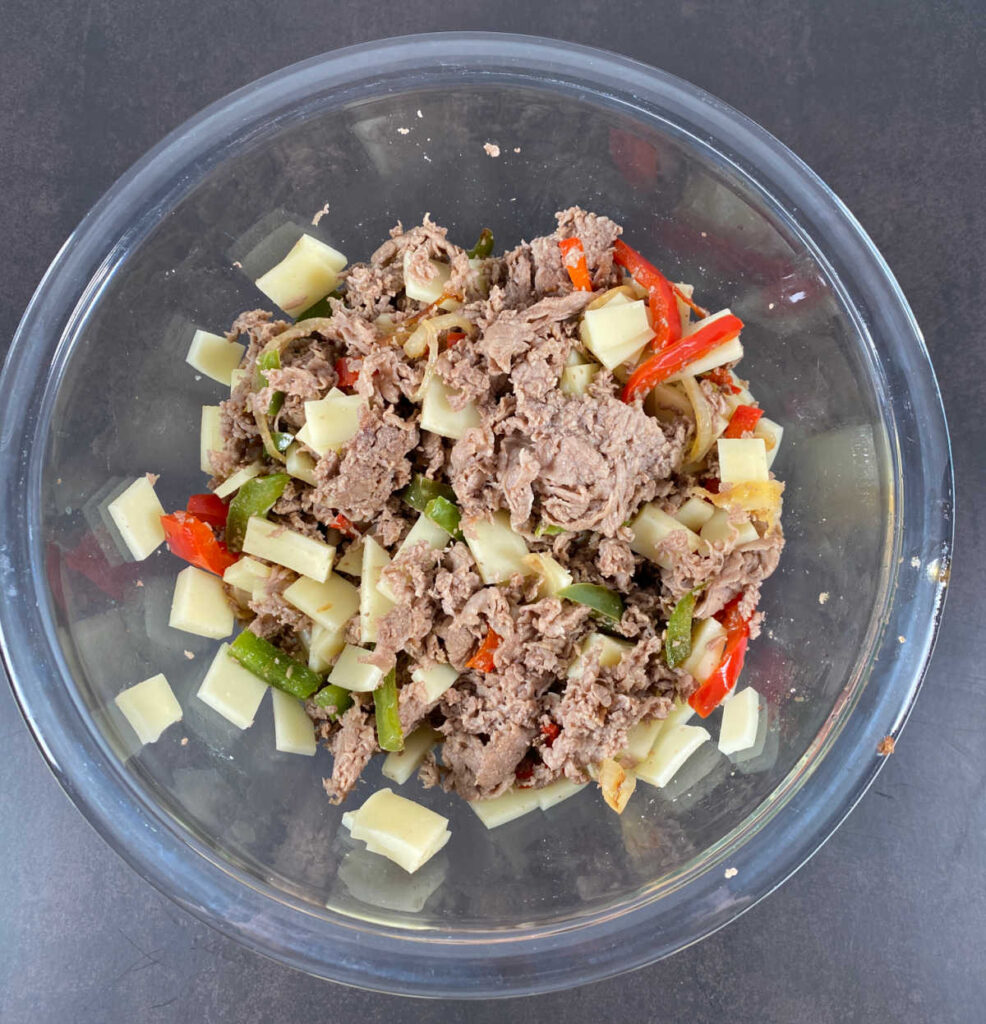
xmin=0 ymin=33 xmax=952 ymax=997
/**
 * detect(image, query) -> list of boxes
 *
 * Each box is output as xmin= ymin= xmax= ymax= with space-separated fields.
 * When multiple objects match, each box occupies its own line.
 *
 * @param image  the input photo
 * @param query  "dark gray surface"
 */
xmin=1 ymin=1 xmax=983 ymax=1021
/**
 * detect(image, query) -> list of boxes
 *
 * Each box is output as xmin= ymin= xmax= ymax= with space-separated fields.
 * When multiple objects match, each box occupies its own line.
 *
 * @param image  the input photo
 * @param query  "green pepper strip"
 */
xmin=229 ymin=630 xmax=323 ymax=699
xmin=665 ymin=590 xmax=699 ymax=668
xmin=424 ymin=495 xmax=464 ymax=541
xmin=295 ymin=288 xmax=344 ymax=321
xmin=270 ymin=431 xmax=295 ymax=454
xmin=401 ymin=474 xmax=456 ymax=514
xmin=225 ymin=473 xmax=289 ymax=552
xmin=534 ymin=521 xmax=566 ymax=537
xmin=312 ymin=683 xmax=353 ymax=719
xmin=373 ymin=669 xmax=404 ymax=752
xmin=466 ymin=228 xmax=495 ymax=260
xmin=557 ymin=583 xmax=625 ymax=623
xmin=255 ymin=349 xmax=285 ymax=418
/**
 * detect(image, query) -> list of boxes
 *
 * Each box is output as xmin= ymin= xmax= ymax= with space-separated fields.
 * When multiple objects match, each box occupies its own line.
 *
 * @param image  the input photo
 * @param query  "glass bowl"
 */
xmin=0 ymin=33 xmax=952 ymax=997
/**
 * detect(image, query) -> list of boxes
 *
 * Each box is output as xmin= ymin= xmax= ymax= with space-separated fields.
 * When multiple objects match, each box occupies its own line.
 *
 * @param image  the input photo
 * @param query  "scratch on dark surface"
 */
xmin=873 ymin=790 xmax=895 ymax=800
xmin=151 ymin=996 xmax=179 ymax=1011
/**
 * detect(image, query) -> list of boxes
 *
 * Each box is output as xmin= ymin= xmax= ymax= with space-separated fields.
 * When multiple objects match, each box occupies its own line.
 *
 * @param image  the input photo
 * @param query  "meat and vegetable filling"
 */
xmin=195 ymin=207 xmax=784 ymax=806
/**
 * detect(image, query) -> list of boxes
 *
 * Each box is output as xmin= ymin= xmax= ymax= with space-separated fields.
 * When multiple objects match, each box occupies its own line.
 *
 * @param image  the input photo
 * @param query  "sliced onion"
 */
xmin=403 ymin=312 xmax=473 ymax=359
xmin=597 ymin=757 xmax=636 ymax=814
xmin=586 ymin=284 xmax=638 ymax=311
xmin=646 ymin=381 xmax=692 ymax=420
xmin=680 ymin=374 xmax=716 ymax=465
xmin=705 ymin=480 xmax=785 ymax=528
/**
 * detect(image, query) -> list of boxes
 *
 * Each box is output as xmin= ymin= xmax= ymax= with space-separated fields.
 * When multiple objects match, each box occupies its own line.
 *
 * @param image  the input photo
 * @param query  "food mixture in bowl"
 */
xmin=109 ymin=207 xmax=784 ymax=871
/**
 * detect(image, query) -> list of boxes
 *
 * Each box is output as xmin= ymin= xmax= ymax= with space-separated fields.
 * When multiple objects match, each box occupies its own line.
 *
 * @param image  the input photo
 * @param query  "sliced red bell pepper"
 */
xmin=540 ymin=721 xmax=560 ymax=746
xmin=334 ymin=357 xmax=360 ymax=388
xmin=327 ymin=513 xmax=358 ymax=539
xmin=672 ymin=284 xmax=710 ymax=320
xmin=723 ymin=404 xmax=764 ymax=439
xmin=186 ymin=493 xmax=229 ymax=529
xmin=559 ymin=237 xmax=593 ymax=292
xmin=704 ymin=365 xmax=742 ymax=395
xmin=466 ymin=628 xmax=502 ymax=672
xmin=445 ymin=330 xmax=466 ymax=346
xmin=161 ymin=511 xmax=238 ymax=576
xmin=688 ymin=596 xmax=751 ymax=717
xmin=621 ymin=313 xmax=744 ymax=403
xmin=613 ymin=239 xmax=681 ymax=349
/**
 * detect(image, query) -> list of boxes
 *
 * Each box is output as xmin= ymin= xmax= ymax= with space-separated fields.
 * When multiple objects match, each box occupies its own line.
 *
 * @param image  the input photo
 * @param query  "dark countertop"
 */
xmin=1 ymin=2 xmax=983 ymax=1022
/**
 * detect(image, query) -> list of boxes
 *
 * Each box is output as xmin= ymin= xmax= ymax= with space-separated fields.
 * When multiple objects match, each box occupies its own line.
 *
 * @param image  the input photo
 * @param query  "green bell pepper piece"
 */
xmin=373 ymin=669 xmax=404 ymax=752
xmin=401 ymin=474 xmax=456 ymax=514
xmin=557 ymin=583 xmax=625 ymax=623
xmin=665 ymin=591 xmax=699 ymax=668
xmin=312 ymin=683 xmax=353 ymax=719
xmin=534 ymin=521 xmax=566 ymax=537
xmin=225 ymin=473 xmax=289 ymax=552
xmin=424 ymin=495 xmax=464 ymax=541
xmin=228 ymin=630 xmax=323 ymax=699
xmin=466 ymin=228 xmax=495 ymax=260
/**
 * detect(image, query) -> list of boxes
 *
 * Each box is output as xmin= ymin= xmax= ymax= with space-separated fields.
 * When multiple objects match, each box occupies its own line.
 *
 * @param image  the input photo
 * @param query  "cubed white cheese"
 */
xmin=229 ymin=367 xmax=248 ymax=393
xmin=328 ymin=643 xmax=384 ymax=693
xmin=213 ymin=460 xmax=264 ymax=499
xmin=628 ymin=502 xmax=702 ymax=570
xmin=674 ymin=496 xmax=716 ymax=532
xmin=717 ymin=437 xmax=769 ymax=484
xmin=635 ymin=723 xmax=711 ymax=788
xmin=623 ymin=717 xmax=664 ymax=764
xmin=200 ymin=406 xmax=223 ymax=475
xmin=419 ymin=375 xmax=481 ymax=440
xmin=185 ymin=329 xmax=245 ymax=386
xmin=300 ymin=390 xmax=364 ymax=455
xmin=699 ymin=507 xmax=760 ymax=547
xmin=106 ymin=476 xmax=166 ymax=561
xmin=195 ymin=642 xmax=268 ymax=729
xmin=308 ymin=621 xmax=345 ymax=672
xmin=333 ymin=540 xmax=364 ymax=578
xmin=665 ymin=310 xmax=744 ymax=382
xmin=114 ymin=673 xmax=182 ymax=745
xmin=360 ymin=536 xmax=394 ymax=644
xmin=681 ymin=617 xmax=727 ymax=685
xmin=403 ymin=251 xmax=451 ymax=304
xmin=412 ymin=663 xmax=459 ymax=703
xmin=376 ymin=515 xmax=450 ymax=603
xmin=222 ymin=555 xmax=271 ymax=595
xmin=284 ymin=442 xmax=318 ymax=486
xmin=580 ymin=298 xmax=652 ymax=370
xmin=344 ymin=788 xmax=451 ymax=874
xmin=559 ymin=362 xmax=599 ymax=396
xmin=282 ymin=573 xmax=359 ymax=637
xmin=242 ymin=517 xmax=335 ymax=582
xmin=254 ymin=234 xmax=347 ymax=317
xmin=382 ymin=726 xmax=441 ymax=785
xmin=718 ymin=687 xmax=762 ymax=755
xmin=523 ymin=552 xmax=573 ymax=598
xmin=169 ymin=566 xmax=234 ymax=639
xmin=469 ymin=787 xmax=543 ymax=829
xmin=568 ymin=632 xmax=632 ymax=678
xmin=271 ymin=688 xmax=317 ymax=755
xmin=536 ymin=778 xmax=586 ymax=811
xmin=462 ymin=510 xmax=531 ymax=584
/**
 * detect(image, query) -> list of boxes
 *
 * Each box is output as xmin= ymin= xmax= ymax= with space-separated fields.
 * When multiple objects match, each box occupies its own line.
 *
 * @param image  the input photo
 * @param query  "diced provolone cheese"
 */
xmin=344 ymin=788 xmax=451 ymax=874
xmin=114 ymin=673 xmax=182 ymax=745
xmin=282 ymin=573 xmax=359 ymax=636
xmin=699 ymin=507 xmax=760 ymax=547
xmin=229 ymin=368 xmax=248 ymax=393
xmin=213 ymin=460 xmax=264 ymax=499
xmin=470 ymin=787 xmax=543 ymax=829
xmin=462 ymin=510 xmax=531 ymax=584
xmin=580 ymin=298 xmax=652 ymax=369
xmin=717 ymin=437 xmax=769 ymax=484
xmin=568 ymin=632 xmax=632 ymax=678
xmin=328 ymin=643 xmax=384 ymax=693
xmin=623 ymin=717 xmax=664 ymax=764
xmin=537 ymin=778 xmax=587 ymax=811
xmin=196 ymin=642 xmax=268 ymax=729
xmin=665 ymin=310 xmax=744 ymax=381
xmin=718 ymin=687 xmax=762 ymax=755
xmin=403 ymin=251 xmax=451 ymax=304
xmin=360 ymin=536 xmax=394 ymax=643
xmin=222 ymin=555 xmax=271 ymax=595
xmin=681 ymin=617 xmax=727 ymax=685
xmin=382 ymin=726 xmax=441 ymax=785
xmin=106 ymin=476 xmax=166 ymax=561
xmin=560 ymin=363 xmax=599 ymax=396
xmin=200 ymin=406 xmax=223 ymax=475
xmin=419 ymin=376 xmax=481 ymax=439
xmin=169 ymin=566 xmax=234 ymax=639
xmin=635 ymin=723 xmax=711 ymax=788
xmin=628 ymin=502 xmax=702 ymax=570
xmin=254 ymin=234 xmax=347 ymax=317
xmin=308 ymin=621 xmax=345 ymax=672
xmin=334 ymin=540 xmax=364 ymax=577
xmin=185 ymin=329 xmax=245 ymax=386
xmin=755 ymin=416 xmax=784 ymax=469
xmin=271 ymin=688 xmax=317 ymax=755
xmin=300 ymin=390 xmax=364 ymax=455
xmin=285 ymin=441 xmax=318 ymax=486
xmin=412 ymin=663 xmax=459 ymax=703
xmin=242 ymin=517 xmax=335 ymax=582
xmin=674 ymin=496 xmax=716 ymax=532
xmin=523 ymin=552 xmax=573 ymax=597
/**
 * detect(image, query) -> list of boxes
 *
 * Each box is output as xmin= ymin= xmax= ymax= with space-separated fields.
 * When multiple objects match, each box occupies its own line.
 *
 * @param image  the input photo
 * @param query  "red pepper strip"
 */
xmin=705 ymin=365 xmax=742 ymax=395
xmin=186 ymin=493 xmax=228 ymax=529
xmin=688 ymin=595 xmax=751 ymax=717
xmin=540 ymin=722 xmax=560 ymax=746
xmin=621 ymin=313 xmax=744 ymax=403
xmin=327 ymin=513 xmax=358 ymax=539
xmin=558 ymin=237 xmax=593 ymax=292
xmin=612 ymin=239 xmax=681 ymax=349
xmin=466 ymin=628 xmax=502 ymax=672
xmin=723 ymin=404 xmax=764 ymax=439
xmin=672 ymin=284 xmax=710 ymax=320
xmin=446 ymin=330 xmax=466 ymax=346
xmin=335 ymin=357 xmax=360 ymax=388
xmin=161 ymin=511 xmax=238 ymax=576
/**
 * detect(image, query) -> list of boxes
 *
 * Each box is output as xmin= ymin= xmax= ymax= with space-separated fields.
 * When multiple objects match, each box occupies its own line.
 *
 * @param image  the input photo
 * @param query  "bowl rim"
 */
xmin=0 ymin=31 xmax=953 ymax=997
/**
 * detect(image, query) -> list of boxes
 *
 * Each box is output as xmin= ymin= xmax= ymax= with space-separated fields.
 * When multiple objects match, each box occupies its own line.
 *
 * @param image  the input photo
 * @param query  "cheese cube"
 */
xmin=213 ymin=460 xmax=263 ymax=499
xmin=169 ymin=566 xmax=235 ymax=639
xmin=636 ymin=723 xmax=711 ymax=788
xmin=560 ymin=363 xmax=599 ymax=397
xmin=412 ymin=663 xmax=459 ymax=703
xmin=462 ymin=510 xmax=531 ymax=584
xmin=114 ymin=673 xmax=182 ymax=745
xmin=623 ymin=717 xmax=664 ymax=763
xmin=222 ymin=555 xmax=271 ymax=595
xmin=382 ymin=726 xmax=441 ymax=785
xmin=344 ymin=788 xmax=451 ymax=874
xmin=254 ymin=234 xmax=347 ymax=317
xmin=282 ymin=573 xmax=359 ymax=636
xmin=674 ymin=496 xmax=716 ymax=532
xmin=403 ymin=251 xmax=451 ymax=304
xmin=300 ymin=390 xmax=364 ymax=455
xmin=718 ymin=687 xmax=762 ymax=755
xmin=377 ymin=516 xmax=450 ymax=602
xmin=284 ymin=442 xmax=318 ymax=486
xmin=229 ymin=368 xmax=248 ymax=393
xmin=242 ymin=517 xmax=335 ymax=582
xmin=185 ymin=329 xmax=245 ymax=386
xmin=568 ymin=632 xmax=632 ymax=678
xmin=628 ymin=502 xmax=702 ymax=570
xmin=523 ymin=552 xmax=573 ymax=597
xmin=106 ymin=476 xmax=166 ymax=561
xmin=580 ymin=298 xmax=652 ymax=369
xmin=537 ymin=778 xmax=586 ymax=811
xmin=717 ymin=438 xmax=769 ymax=485
xmin=308 ymin=621 xmax=346 ymax=672
xmin=360 ymin=536 xmax=394 ymax=644
xmin=665 ymin=310 xmax=744 ymax=382
xmin=681 ymin=617 xmax=727 ymax=685
xmin=470 ymin=787 xmax=542 ymax=829
xmin=699 ymin=507 xmax=760 ymax=547
xmin=271 ymin=688 xmax=317 ymax=755
xmin=328 ymin=643 xmax=384 ymax=693
xmin=196 ymin=643 xmax=268 ymax=729
xmin=419 ymin=376 xmax=481 ymax=440
xmin=200 ymin=406 xmax=223 ymax=475
xmin=334 ymin=539 xmax=364 ymax=577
